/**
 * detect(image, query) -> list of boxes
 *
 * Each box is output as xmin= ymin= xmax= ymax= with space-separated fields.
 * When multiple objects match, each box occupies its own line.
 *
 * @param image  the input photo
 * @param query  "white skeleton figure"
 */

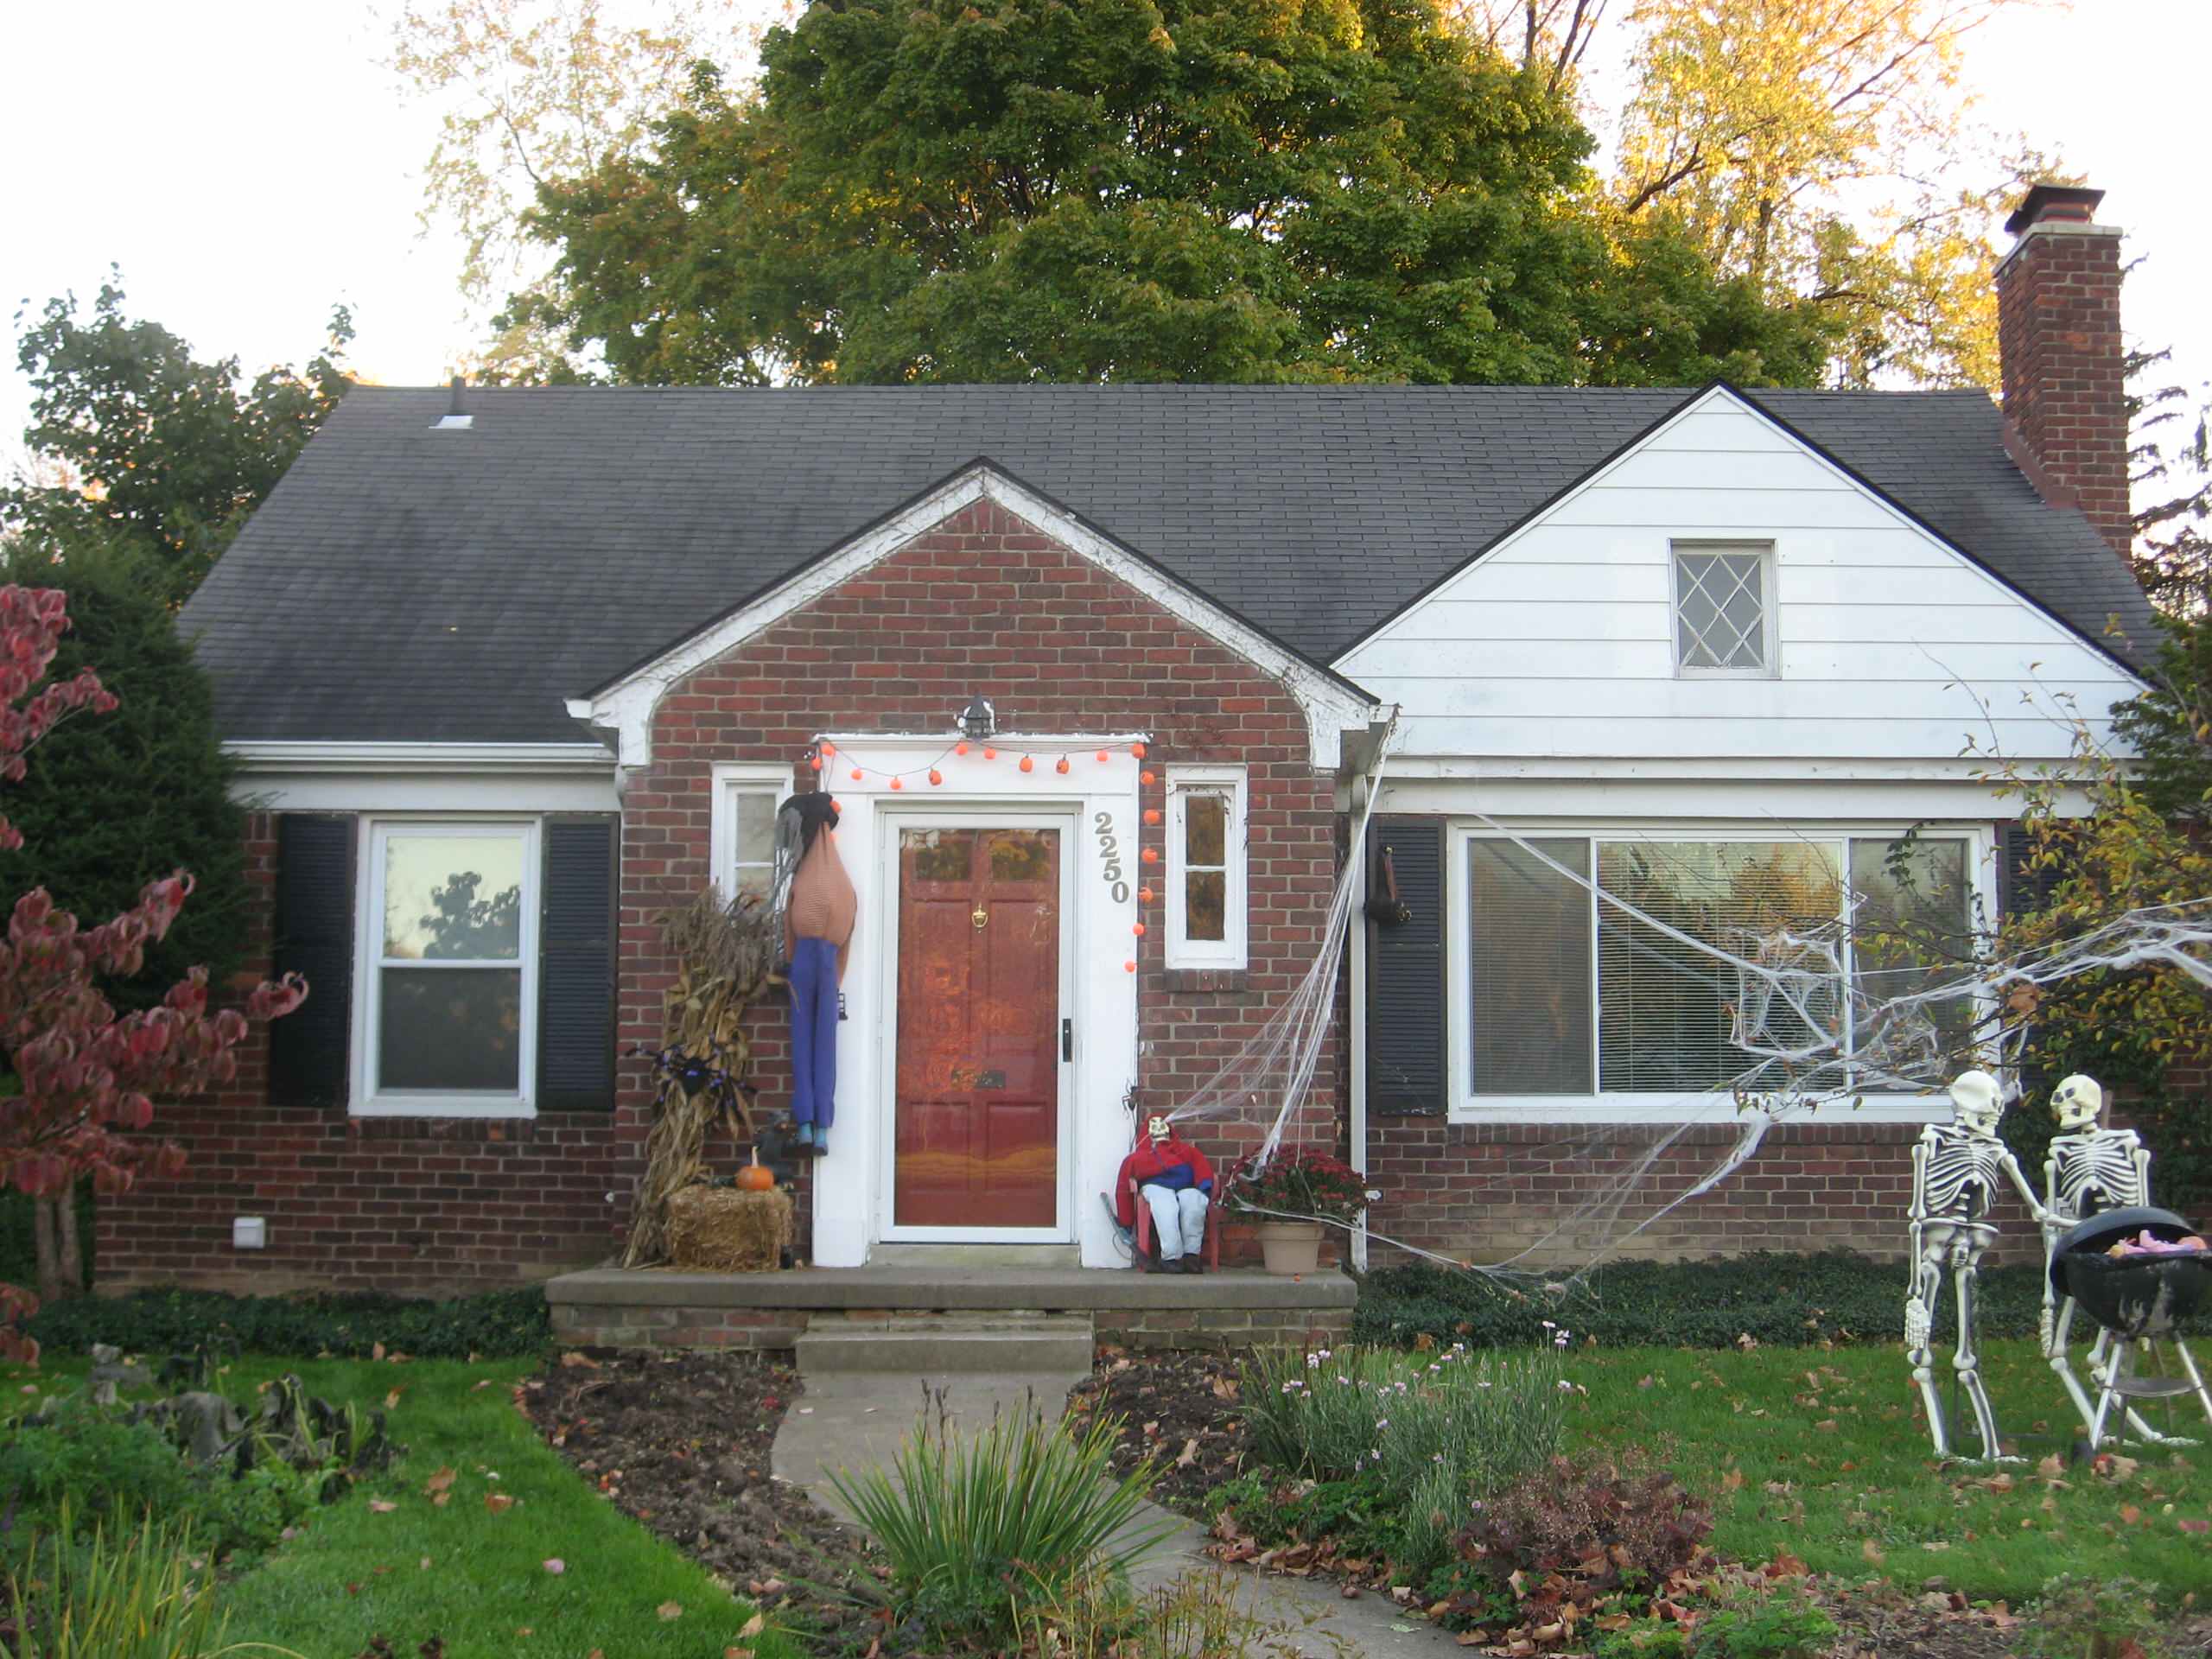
xmin=2039 ymin=1075 xmax=2211 ymax=1441
xmin=1907 ymin=1071 xmax=2046 ymax=1459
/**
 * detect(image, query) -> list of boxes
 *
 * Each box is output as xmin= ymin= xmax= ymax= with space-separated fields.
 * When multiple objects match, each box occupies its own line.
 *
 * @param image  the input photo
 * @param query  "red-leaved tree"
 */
xmin=0 ymin=586 xmax=304 ymax=1359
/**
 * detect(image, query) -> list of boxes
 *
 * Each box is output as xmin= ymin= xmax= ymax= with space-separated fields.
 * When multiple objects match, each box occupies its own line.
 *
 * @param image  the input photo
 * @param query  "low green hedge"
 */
xmin=1353 ymin=1249 xmax=2209 ymax=1351
xmin=24 ymin=1286 xmax=550 ymax=1360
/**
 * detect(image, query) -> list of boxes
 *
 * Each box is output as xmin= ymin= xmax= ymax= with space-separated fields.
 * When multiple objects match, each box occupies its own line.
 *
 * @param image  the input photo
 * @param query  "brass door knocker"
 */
xmin=972 ymin=906 xmax=989 ymax=931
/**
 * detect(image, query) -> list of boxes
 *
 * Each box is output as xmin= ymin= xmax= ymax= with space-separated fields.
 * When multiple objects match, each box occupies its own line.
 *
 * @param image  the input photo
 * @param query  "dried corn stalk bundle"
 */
xmin=622 ymin=884 xmax=782 ymax=1268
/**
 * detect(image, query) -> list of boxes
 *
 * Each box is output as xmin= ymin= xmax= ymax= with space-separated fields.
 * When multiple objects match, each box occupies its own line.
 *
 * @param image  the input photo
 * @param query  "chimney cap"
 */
xmin=2005 ymin=182 xmax=2106 ymax=237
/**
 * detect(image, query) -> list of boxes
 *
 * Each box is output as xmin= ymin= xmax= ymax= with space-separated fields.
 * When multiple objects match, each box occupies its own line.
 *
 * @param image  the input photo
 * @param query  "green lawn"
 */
xmin=1563 ymin=1337 xmax=2212 ymax=1604
xmin=1 ymin=1355 xmax=798 ymax=1659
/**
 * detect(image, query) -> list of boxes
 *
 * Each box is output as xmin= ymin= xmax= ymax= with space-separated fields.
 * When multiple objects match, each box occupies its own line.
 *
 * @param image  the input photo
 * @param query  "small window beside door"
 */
xmin=711 ymin=763 xmax=792 ymax=910
xmin=1673 ymin=542 xmax=1777 ymax=677
xmin=1165 ymin=766 xmax=1247 ymax=969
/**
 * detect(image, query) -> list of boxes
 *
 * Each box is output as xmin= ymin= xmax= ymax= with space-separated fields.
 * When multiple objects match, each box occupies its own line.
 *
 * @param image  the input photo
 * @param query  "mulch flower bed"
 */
xmin=1068 ymin=1346 xmax=1253 ymax=1513
xmin=518 ymin=1349 xmax=889 ymax=1650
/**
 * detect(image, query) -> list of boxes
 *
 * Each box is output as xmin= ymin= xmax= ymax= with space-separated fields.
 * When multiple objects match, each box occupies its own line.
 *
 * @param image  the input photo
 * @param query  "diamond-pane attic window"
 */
xmin=1673 ymin=545 xmax=1773 ymax=674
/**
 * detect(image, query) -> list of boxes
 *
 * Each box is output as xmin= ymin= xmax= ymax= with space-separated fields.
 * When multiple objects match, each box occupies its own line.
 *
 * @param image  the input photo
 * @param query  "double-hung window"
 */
xmin=1165 ymin=766 xmax=1247 ymax=969
xmin=1455 ymin=828 xmax=1980 ymax=1118
xmin=359 ymin=820 xmax=538 ymax=1115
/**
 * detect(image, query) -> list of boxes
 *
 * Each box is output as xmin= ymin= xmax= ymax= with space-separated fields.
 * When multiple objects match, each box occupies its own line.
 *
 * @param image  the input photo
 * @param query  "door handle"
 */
xmin=1062 ymin=1019 xmax=1073 ymax=1062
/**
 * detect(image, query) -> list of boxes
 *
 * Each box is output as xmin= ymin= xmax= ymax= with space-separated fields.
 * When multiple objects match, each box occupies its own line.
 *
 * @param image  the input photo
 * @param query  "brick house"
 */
xmin=101 ymin=183 xmax=2159 ymax=1294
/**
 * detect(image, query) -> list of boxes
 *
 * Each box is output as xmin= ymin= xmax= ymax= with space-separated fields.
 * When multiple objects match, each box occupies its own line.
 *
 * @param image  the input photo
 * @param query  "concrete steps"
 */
xmin=795 ymin=1312 xmax=1095 ymax=1375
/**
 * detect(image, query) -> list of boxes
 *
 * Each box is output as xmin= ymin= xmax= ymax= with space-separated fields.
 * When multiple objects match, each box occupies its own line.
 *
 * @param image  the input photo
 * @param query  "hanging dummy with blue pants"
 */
xmin=772 ymin=793 xmax=855 ymax=1154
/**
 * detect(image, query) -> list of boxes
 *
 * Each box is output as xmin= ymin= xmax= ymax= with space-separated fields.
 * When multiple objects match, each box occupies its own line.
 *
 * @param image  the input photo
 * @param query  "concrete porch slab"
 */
xmin=546 ymin=1264 xmax=1356 ymax=1311
xmin=545 ymin=1264 xmax=1357 ymax=1351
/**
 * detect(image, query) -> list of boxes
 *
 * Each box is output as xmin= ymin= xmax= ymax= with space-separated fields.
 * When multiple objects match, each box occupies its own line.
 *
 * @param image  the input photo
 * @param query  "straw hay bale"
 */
xmin=665 ymin=1184 xmax=793 ymax=1273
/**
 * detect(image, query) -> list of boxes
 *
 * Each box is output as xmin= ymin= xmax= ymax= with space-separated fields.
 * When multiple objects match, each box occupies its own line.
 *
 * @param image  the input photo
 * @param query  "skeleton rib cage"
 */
xmin=2049 ymin=1129 xmax=2148 ymax=1219
xmin=1916 ymin=1126 xmax=2017 ymax=1223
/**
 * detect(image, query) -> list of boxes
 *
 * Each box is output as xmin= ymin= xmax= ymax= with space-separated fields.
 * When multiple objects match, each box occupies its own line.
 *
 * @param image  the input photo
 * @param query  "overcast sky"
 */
xmin=2 ymin=1 xmax=2202 ymax=464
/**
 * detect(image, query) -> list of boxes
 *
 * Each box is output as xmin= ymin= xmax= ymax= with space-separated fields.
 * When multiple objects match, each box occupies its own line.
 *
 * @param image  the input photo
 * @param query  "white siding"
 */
xmin=1336 ymin=390 xmax=2143 ymax=766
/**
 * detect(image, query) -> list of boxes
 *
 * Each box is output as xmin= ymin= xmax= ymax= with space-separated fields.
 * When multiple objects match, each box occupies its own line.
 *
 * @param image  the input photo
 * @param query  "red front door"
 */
xmin=893 ymin=826 xmax=1063 ymax=1229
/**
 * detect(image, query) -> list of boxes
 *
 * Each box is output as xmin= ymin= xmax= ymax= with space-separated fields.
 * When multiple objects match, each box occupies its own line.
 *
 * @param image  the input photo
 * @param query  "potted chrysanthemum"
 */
xmin=1231 ymin=1147 xmax=1370 ymax=1274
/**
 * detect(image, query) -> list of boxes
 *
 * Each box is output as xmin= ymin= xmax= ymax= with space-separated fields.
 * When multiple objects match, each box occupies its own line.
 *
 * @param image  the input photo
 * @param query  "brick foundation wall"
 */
xmin=1365 ymin=1119 xmax=2038 ymax=1269
xmin=99 ymin=813 xmax=631 ymax=1294
xmin=624 ymin=496 xmax=1343 ymax=1262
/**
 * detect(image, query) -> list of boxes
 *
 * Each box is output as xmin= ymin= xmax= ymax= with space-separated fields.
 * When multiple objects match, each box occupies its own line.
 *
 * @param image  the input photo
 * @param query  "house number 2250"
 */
xmin=1093 ymin=811 xmax=1129 ymax=904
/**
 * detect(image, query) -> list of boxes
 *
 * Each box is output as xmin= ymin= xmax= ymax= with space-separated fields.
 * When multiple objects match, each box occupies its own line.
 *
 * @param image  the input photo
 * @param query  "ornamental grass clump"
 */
xmin=1237 ymin=1338 xmax=1575 ymax=1573
xmin=828 ymin=1395 xmax=1176 ymax=1648
xmin=3 ymin=1502 xmax=298 ymax=1658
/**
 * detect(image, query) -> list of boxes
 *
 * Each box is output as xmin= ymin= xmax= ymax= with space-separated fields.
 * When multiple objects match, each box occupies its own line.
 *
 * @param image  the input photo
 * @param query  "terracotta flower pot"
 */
xmin=1256 ymin=1220 xmax=1323 ymax=1275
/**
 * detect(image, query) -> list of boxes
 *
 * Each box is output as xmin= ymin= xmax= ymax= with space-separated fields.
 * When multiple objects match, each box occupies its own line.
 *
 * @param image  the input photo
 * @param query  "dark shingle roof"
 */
xmin=181 ymin=384 xmax=2158 ymax=745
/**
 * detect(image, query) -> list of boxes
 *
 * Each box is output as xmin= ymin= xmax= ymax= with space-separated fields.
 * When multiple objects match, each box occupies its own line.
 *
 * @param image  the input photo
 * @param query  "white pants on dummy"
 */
xmin=1142 ymin=1185 xmax=1209 ymax=1259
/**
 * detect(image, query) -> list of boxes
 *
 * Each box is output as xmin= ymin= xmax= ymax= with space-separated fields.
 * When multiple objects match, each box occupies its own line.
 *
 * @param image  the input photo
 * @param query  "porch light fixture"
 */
xmin=959 ymin=696 xmax=997 ymax=741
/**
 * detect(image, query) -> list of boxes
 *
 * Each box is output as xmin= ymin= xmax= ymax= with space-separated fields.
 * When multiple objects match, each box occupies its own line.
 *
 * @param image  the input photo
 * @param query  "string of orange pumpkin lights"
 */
xmin=802 ymin=736 xmax=1160 ymax=973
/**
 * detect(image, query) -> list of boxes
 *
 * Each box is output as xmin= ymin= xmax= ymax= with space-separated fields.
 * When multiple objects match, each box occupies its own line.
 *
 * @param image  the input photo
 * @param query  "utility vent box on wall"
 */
xmin=232 ymin=1217 xmax=267 ymax=1250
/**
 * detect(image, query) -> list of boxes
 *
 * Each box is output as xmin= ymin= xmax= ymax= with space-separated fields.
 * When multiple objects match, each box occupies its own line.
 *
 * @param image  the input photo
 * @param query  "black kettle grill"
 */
xmin=2052 ymin=1205 xmax=2209 ymax=1340
xmin=2051 ymin=1205 xmax=2212 ymax=1447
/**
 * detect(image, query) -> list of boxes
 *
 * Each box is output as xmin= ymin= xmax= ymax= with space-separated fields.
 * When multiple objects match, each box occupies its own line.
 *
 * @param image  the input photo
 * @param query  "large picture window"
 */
xmin=1458 ymin=829 xmax=1978 ymax=1116
xmin=359 ymin=820 xmax=537 ymax=1114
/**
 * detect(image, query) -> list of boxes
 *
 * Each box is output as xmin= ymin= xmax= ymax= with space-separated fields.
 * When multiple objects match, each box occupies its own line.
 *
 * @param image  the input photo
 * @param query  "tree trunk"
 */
xmin=31 ymin=1184 xmax=85 ymax=1305
xmin=32 ymin=1198 xmax=56 ymax=1305
xmin=56 ymin=1185 xmax=83 ymax=1299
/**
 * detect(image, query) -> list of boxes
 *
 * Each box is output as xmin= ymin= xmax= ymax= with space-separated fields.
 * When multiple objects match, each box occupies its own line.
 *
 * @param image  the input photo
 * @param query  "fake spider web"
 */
xmin=1144 ymin=730 xmax=2212 ymax=1291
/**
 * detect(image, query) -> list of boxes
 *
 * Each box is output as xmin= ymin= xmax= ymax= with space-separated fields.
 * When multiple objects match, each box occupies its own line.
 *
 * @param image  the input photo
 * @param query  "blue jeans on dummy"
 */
xmin=1141 ymin=1185 xmax=1209 ymax=1260
xmin=788 ymin=937 xmax=840 ymax=1130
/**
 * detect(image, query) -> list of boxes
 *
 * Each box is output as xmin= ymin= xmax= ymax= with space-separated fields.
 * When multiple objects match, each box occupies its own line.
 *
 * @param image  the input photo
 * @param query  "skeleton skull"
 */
xmin=1146 ymin=1111 xmax=1173 ymax=1145
xmin=2050 ymin=1073 xmax=2104 ymax=1132
xmin=1948 ymin=1070 xmax=2006 ymax=1137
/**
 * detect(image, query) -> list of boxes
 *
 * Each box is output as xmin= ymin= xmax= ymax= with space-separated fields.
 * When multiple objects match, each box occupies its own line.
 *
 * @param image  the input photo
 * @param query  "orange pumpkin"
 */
xmin=736 ymin=1149 xmax=775 ymax=1192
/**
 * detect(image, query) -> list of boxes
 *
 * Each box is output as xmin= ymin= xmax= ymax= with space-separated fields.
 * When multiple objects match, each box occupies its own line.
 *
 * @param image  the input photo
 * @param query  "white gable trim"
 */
xmin=1328 ymin=384 xmax=2150 ymax=691
xmin=569 ymin=464 xmax=1379 ymax=772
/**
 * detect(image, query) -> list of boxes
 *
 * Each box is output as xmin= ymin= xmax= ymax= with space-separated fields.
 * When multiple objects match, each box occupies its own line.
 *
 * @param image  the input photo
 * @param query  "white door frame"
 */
xmin=874 ymin=806 xmax=1081 ymax=1243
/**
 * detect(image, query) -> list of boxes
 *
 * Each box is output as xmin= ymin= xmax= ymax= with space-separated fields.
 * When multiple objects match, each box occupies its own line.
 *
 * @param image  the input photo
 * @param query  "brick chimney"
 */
xmin=1994 ymin=182 xmax=2130 ymax=559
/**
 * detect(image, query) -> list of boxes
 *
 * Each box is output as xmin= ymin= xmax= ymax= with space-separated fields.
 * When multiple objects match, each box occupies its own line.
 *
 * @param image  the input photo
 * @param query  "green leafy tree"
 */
xmin=0 ymin=534 xmax=257 ymax=1304
xmin=510 ymin=0 xmax=1840 ymax=389
xmin=2127 ymin=346 xmax=2212 ymax=608
xmin=4 ymin=276 xmax=354 ymax=604
xmin=1980 ymin=645 xmax=2212 ymax=1205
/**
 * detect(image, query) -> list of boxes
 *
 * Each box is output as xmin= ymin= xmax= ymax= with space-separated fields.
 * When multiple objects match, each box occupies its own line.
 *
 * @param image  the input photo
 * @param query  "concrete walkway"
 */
xmin=768 ymin=1367 xmax=1465 ymax=1657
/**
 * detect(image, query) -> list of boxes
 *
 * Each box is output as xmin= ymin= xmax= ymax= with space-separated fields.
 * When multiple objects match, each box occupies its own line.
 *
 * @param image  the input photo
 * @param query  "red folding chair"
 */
xmin=1128 ymin=1141 xmax=1222 ymax=1273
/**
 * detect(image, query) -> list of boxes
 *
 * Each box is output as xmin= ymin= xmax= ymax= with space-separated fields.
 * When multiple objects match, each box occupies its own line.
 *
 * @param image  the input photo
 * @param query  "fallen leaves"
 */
xmin=422 ymin=1467 xmax=456 ymax=1508
xmin=657 ymin=1601 xmax=684 ymax=1621
xmin=484 ymin=1492 xmax=518 ymax=1514
xmin=367 ymin=1499 xmax=397 ymax=1514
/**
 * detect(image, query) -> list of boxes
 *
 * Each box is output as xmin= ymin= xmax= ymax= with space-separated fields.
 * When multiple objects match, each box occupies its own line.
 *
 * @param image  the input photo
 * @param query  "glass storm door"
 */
xmin=892 ymin=825 xmax=1065 ymax=1230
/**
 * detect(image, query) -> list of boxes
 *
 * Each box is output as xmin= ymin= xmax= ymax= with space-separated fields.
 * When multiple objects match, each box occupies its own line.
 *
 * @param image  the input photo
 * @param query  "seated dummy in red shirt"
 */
xmin=1113 ymin=1112 xmax=1215 ymax=1274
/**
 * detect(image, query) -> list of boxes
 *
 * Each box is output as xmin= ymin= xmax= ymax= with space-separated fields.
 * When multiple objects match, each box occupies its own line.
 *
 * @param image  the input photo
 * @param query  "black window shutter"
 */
xmin=270 ymin=815 xmax=357 ymax=1109
xmin=1366 ymin=818 xmax=1446 ymax=1116
xmin=538 ymin=816 xmax=619 ymax=1109
xmin=1999 ymin=821 xmax=2066 ymax=918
